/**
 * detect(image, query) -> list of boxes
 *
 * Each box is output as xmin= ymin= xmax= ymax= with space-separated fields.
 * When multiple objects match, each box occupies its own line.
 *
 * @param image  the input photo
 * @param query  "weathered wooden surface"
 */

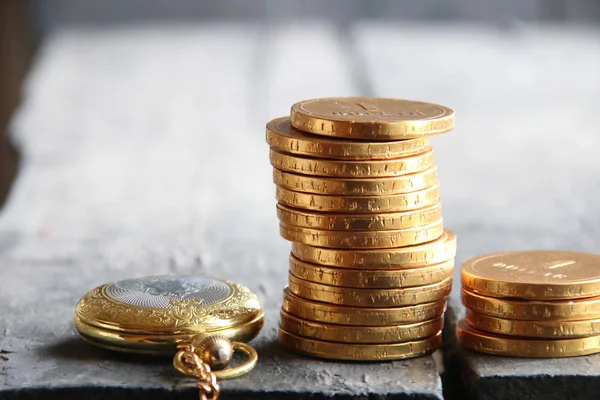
xmin=0 ymin=23 xmax=444 ymax=400
xmin=355 ymin=24 xmax=600 ymax=400
xmin=2 ymin=23 xmax=600 ymax=399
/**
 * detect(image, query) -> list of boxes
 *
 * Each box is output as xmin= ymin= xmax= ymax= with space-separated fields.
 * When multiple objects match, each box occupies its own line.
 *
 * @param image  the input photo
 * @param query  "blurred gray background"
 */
xmin=2 ymin=0 xmax=599 ymax=206
xmin=29 ymin=0 xmax=600 ymax=28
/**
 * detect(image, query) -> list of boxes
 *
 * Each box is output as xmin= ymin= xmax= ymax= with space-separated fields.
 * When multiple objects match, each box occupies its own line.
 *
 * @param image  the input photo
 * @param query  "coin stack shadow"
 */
xmin=458 ymin=251 xmax=600 ymax=357
xmin=266 ymin=98 xmax=457 ymax=360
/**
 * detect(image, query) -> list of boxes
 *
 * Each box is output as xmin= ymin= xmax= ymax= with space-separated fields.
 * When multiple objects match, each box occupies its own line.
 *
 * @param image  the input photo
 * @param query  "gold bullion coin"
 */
xmin=273 ymin=166 xmax=438 ymax=196
xmin=289 ymin=254 xmax=454 ymax=288
xmin=290 ymin=97 xmax=454 ymax=140
xmin=279 ymin=328 xmax=442 ymax=360
xmin=292 ymin=229 xmax=457 ymax=269
xmin=277 ymin=202 xmax=442 ymax=231
xmin=280 ymin=220 xmax=444 ymax=249
xmin=269 ymin=148 xmax=434 ymax=178
xmin=462 ymin=289 xmax=600 ymax=321
xmin=462 ymin=250 xmax=600 ymax=300
xmin=279 ymin=310 xmax=443 ymax=344
xmin=288 ymin=273 xmax=452 ymax=307
xmin=282 ymin=288 xmax=446 ymax=325
xmin=465 ymin=309 xmax=600 ymax=339
xmin=275 ymin=185 xmax=440 ymax=213
xmin=266 ymin=117 xmax=430 ymax=160
xmin=457 ymin=319 xmax=600 ymax=358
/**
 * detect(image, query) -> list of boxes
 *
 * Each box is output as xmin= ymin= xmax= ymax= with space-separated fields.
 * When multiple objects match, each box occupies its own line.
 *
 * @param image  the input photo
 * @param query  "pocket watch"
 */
xmin=75 ymin=275 xmax=264 ymax=399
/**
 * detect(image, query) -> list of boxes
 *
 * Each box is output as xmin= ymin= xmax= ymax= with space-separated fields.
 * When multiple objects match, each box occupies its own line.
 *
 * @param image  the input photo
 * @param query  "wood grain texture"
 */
xmin=4 ymin=21 xmax=600 ymax=400
xmin=0 ymin=23 xmax=444 ymax=399
xmin=355 ymin=22 xmax=600 ymax=400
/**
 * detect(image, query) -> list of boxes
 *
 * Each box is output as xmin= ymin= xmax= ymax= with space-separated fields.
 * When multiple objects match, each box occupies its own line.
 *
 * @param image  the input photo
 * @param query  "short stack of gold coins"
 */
xmin=265 ymin=97 xmax=458 ymax=360
xmin=457 ymin=250 xmax=600 ymax=357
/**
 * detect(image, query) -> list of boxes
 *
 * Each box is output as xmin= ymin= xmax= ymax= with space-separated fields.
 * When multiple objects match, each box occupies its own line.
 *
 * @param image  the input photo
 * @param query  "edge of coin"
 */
xmin=288 ymin=273 xmax=453 ymax=307
xmin=279 ymin=220 xmax=444 ymax=249
xmin=291 ymin=229 xmax=457 ymax=268
xmin=278 ymin=327 xmax=443 ymax=361
xmin=461 ymin=289 xmax=600 ymax=321
xmin=269 ymin=147 xmax=435 ymax=178
xmin=289 ymin=253 xmax=454 ymax=288
xmin=282 ymin=287 xmax=447 ymax=325
xmin=465 ymin=309 xmax=600 ymax=339
xmin=266 ymin=116 xmax=431 ymax=160
xmin=276 ymin=202 xmax=443 ymax=231
xmin=457 ymin=319 xmax=600 ymax=358
xmin=279 ymin=309 xmax=444 ymax=344
xmin=272 ymin=166 xmax=439 ymax=196
xmin=275 ymin=185 xmax=440 ymax=213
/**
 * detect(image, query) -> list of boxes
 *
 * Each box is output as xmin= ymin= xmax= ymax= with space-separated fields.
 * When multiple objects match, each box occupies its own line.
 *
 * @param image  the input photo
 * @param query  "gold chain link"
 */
xmin=179 ymin=346 xmax=220 ymax=400
xmin=174 ymin=339 xmax=258 ymax=399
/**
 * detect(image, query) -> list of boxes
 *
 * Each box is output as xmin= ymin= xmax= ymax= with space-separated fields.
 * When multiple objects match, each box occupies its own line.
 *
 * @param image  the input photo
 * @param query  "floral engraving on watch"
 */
xmin=76 ymin=275 xmax=261 ymax=330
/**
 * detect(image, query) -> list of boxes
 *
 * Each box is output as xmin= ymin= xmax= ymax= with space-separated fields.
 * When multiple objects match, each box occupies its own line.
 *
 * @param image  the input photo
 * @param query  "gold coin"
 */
xmin=290 ymin=97 xmax=454 ymax=140
xmin=457 ymin=319 xmax=600 ymax=357
xmin=269 ymin=148 xmax=434 ymax=178
xmin=289 ymin=254 xmax=454 ymax=288
xmin=291 ymin=230 xmax=457 ymax=269
xmin=462 ymin=251 xmax=600 ymax=300
xmin=280 ymin=220 xmax=444 ymax=249
xmin=461 ymin=289 xmax=600 ymax=321
xmin=279 ymin=328 xmax=442 ymax=360
xmin=273 ymin=166 xmax=438 ymax=196
xmin=279 ymin=310 xmax=443 ymax=344
xmin=266 ymin=117 xmax=430 ymax=160
xmin=277 ymin=203 xmax=442 ymax=231
xmin=288 ymin=273 xmax=452 ymax=307
xmin=282 ymin=288 xmax=447 ymax=325
xmin=276 ymin=185 xmax=440 ymax=213
xmin=465 ymin=309 xmax=600 ymax=339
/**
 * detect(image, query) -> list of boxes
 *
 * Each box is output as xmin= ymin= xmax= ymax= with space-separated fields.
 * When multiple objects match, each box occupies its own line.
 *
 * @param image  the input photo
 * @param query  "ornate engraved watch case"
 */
xmin=75 ymin=275 xmax=264 ymax=355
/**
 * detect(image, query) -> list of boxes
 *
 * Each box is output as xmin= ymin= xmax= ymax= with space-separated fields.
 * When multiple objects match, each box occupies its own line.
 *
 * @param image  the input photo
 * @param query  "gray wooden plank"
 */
xmin=0 ymin=23 xmax=444 ymax=399
xmin=355 ymin=23 xmax=600 ymax=400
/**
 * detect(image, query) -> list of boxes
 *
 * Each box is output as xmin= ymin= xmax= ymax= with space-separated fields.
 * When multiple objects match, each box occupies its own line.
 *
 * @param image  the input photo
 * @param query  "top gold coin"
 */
xmin=290 ymin=97 xmax=455 ymax=140
xmin=461 ymin=251 xmax=600 ymax=300
xmin=266 ymin=117 xmax=430 ymax=160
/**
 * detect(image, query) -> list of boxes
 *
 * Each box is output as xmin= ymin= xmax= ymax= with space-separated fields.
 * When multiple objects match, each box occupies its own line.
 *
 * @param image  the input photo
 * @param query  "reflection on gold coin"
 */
xmin=273 ymin=167 xmax=438 ymax=196
xmin=462 ymin=250 xmax=600 ymax=300
xmin=279 ymin=328 xmax=442 ymax=360
xmin=289 ymin=254 xmax=454 ymax=288
xmin=266 ymin=117 xmax=430 ymax=160
xmin=288 ymin=273 xmax=452 ymax=307
xmin=457 ymin=319 xmax=600 ymax=357
xmin=269 ymin=148 xmax=434 ymax=178
xmin=276 ymin=185 xmax=440 ymax=213
xmin=461 ymin=290 xmax=600 ymax=321
xmin=279 ymin=310 xmax=443 ymax=344
xmin=280 ymin=220 xmax=444 ymax=249
xmin=290 ymin=97 xmax=454 ymax=140
xmin=465 ymin=309 xmax=600 ymax=339
xmin=282 ymin=288 xmax=446 ymax=325
xmin=291 ymin=230 xmax=457 ymax=269
xmin=277 ymin=203 xmax=442 ymax=231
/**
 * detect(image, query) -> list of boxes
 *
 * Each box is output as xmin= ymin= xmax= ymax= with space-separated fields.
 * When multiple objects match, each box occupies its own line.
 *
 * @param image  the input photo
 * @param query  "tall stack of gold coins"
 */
xmin=457 ymin=251 xmax=600 ymax=357
xmin=266 ymin=97 xmax=457 ymax=360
